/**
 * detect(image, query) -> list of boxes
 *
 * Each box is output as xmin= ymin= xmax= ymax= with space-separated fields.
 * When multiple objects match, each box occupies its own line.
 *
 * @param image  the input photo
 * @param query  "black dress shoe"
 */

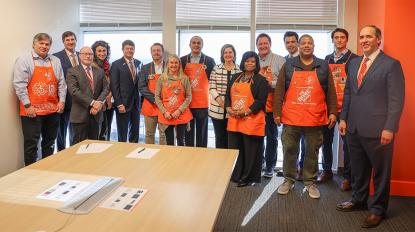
xmin=336 ymin=201 xmax=368 ymax=212
xmin=362 ymin=213 xmax=383 ymax=228
xmin=237 ymin=180 xmax=250 ymax=187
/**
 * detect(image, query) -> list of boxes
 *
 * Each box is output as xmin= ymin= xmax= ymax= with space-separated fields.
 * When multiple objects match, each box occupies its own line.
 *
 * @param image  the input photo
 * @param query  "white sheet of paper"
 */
xmin=76 ymin=143 xmax=113 ymax=154
xmin=37 ymin=179 xmax=91 ymax=202
xmin=126 ymin=147 xmax=159 ymax=159
xmin=99 ymin=186 xmax=147 ymax=212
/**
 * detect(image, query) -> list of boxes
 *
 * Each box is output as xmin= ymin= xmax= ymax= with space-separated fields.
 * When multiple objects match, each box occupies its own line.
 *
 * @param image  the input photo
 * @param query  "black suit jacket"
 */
xmin=53 ymin=49 xmax=79 ymax=109
xmin=340 ymin=51 xmax=405 ymax=138
xmin=110 ymin=57 xmax=142 ymax=112
xmin=66 ymin=65 xmax=109 ymax=124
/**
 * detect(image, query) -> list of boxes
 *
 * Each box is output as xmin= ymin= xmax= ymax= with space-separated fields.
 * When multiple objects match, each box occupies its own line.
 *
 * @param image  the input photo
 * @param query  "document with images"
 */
xmin=126 ymin=147 xmax=160 ymax=159
xmin=37 ymin=179 xmax=91 ymax=202
xmin=100 ymin=187 xmax=147 ymax=212
xmin=76 ymin=143 xmax=113 ymax=154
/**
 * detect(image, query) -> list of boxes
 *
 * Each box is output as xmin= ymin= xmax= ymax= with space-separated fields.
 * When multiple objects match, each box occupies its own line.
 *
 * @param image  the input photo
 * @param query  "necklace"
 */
xmin=240 ymin=73 xmax=253 ymax=82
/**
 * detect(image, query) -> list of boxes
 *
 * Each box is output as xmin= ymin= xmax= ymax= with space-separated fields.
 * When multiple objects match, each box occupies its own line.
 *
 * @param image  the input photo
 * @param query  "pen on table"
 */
xmin=137 ymin=148 xmax=146 ymax=154
xmin=85 ymin=144 xmax=90 ymax=149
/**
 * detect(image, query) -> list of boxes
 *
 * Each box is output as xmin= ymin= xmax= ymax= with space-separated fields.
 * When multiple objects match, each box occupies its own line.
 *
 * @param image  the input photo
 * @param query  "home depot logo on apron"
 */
xmin=184 ymin=59 xmax=209 ymax=108
xmin=328 ymin=53 xmax=352 ymax=112
xmin=20 ymin=58 xmax=58 ymax=116
xmin=141 ymin=63 xmax=162 ymax=117
xmin=158 ymin=78 xmax=193 ymax=125
xmin=281 ymin=69 xmax=327 ymax=126
xmin=259 ymin=54 xmax=274 ymax=112
xmin=227 ymin=74 xmax=265 ymax=136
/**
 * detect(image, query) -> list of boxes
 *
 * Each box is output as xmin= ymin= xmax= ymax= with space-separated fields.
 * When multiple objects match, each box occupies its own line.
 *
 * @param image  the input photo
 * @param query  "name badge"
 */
xmin=266 ymin=67 xmax=272 ymax=73
xmin=202 ymin=64 xmax=207 ymax=70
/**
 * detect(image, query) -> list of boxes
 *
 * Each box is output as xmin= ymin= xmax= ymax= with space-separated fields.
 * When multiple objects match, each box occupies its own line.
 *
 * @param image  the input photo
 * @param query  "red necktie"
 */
xmin=357 ymin=57 xmax=370 ymax=88
xmin=86 ymin=66 xmax=94 ymax=93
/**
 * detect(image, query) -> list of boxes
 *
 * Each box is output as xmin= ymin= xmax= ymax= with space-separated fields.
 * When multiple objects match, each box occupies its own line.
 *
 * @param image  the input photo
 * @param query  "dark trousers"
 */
xmin=298 ymin=135 xmax=306 ymax=168
xmin=321 ymin=126 xmax=334 ymax=173
xmin=115 ymin=104 xmax=140 ymax=143
xmin=21 ymin=113 xmax=59 ymax=166
xmin=70 ymin=116 xmax=101 ymax=145
xmin=165 ymin=124 xmax=186 ymax=146
xmin=56 ymin=108 xmax=71 ymax=151
xmin=229 ymin=131 xmax=264 ymax=184
xmin=347 ymin=131 xmax=393 ymax=216
xmin=211 ymin=117 xmax=228 ymax=148
xmin=99 ymin=108 xmax=114 ymax=141
xmin=185 ymin=108 xmax=208 ymax=147
xmin=342 ymin=134 xmax=352 ymax=180
xmin=263 ymin=112 xmax=278 ymax=172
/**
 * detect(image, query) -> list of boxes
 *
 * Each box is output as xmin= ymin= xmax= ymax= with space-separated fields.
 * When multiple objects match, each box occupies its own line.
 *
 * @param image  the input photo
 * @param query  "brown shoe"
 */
xmin=317 ymin=171 xmax=333 ymax=183
xmin=296 ymin=167 xmax=303 ymax=181
xmin=362 ymin=213 xmax=383 ymax=228
xmin=340 ymin=179 xmax=351 ymax=191
xmin=336 ymin=201 xmax=368 ymax=212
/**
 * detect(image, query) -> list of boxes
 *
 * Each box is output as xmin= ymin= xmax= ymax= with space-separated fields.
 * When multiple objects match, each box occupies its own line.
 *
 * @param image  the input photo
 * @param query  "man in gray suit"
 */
xmin=336 ymin=25 xmax=405 ymax=228
xmin=66 ymin=47 xmax=109 ymax=145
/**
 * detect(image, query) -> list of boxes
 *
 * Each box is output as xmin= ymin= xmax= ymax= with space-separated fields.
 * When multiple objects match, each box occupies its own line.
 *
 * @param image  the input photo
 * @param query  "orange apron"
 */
xmin=184 ymin=59 xmax=209 ymax=108
xmin=20 ymin=58 xmax=58 ymax=116
xmin=158 ymin=78 xmax=193 ymax=125
xmin=141 ymin=64 xmax=161 ymax=117
xmin=328 ymin=53 xmax=352 ymax=112
xmin=259 ymin=54 xmax=274 ymax=112
xmin=281 ymin=70 xmax=327 ymax=126
xmin=227 ymin=74 xmax=265 ymax=136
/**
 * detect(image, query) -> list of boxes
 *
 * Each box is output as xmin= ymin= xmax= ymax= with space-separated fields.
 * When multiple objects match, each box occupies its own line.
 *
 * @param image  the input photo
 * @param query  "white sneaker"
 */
xmin=277 ymin=180 xmax=294 ymax=195
xmin=304 ymin=184 xmax=320 ymax=199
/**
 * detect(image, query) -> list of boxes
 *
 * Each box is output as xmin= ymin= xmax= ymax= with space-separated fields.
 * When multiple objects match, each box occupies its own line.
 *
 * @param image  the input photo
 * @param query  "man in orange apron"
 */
xmin=256 ymin=33 xmax=285 ymax=178
xmin=273 ymin=34 xmax=337 ymax=199
xmin=180 ymin=36 xmax=216 ymax=147
xmin=138 ymin=43 xmax=166 ymax=145
xmin=319 ymin=28 xmax=358 ymax=191
xmin=13 ymin=33 xmax=67 ymax=165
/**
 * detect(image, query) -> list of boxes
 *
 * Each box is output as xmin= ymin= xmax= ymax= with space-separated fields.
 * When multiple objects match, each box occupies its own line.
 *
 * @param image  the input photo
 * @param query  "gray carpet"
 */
xmin=213 ymin=175 xmax=415 ymax=232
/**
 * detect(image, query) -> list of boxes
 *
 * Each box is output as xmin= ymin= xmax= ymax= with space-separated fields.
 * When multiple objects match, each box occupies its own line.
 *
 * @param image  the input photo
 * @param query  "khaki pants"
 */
xmin=281 ymin=125 xmax=323 ymax=186
xmin=144 ymin=116 xmax=166 ymax=145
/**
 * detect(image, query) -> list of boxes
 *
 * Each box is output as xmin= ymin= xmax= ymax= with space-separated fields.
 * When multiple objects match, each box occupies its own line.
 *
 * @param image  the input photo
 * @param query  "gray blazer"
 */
xmin=66 ymin=65 xmax=109 ymax=124
xmin=340 ymin=51 xmax=405 ymax=138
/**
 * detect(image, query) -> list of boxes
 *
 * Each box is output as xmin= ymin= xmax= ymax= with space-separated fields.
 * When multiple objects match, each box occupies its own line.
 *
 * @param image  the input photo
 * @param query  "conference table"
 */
xmin=0 ymin=140 xmax=238 ymax=232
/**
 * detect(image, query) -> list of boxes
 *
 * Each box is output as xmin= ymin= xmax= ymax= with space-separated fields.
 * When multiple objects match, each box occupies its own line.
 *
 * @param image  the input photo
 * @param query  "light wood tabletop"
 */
xmin=0 ymin=140 xmax=238 ymax=232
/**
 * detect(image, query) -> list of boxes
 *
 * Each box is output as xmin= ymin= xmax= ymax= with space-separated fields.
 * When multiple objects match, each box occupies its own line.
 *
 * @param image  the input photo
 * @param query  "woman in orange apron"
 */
xmin=155 ymin=55 xmax=192 ymax=146
xmin=226 ymin=51 xmax=268 ymax=187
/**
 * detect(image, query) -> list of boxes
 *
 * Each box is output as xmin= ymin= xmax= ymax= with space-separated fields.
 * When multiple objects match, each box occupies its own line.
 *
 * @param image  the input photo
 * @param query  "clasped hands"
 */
xmin=164 ymin=110 xmax=181 ymax=120
xmin=226 ymin=107 xmax=249 ymax=118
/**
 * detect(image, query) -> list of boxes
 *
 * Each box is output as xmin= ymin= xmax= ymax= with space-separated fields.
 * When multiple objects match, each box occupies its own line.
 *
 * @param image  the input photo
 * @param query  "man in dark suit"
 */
xmin=54 ymin=31 xmax=79 ymax=150
xmin=66 ymin=47 xmax=109 ymax=145
xmin=110 ymin=40 xmax=141 ymax=143
xmin=336 ymin=25 xmax=405 ymax=228
xmin=180 ymin=36 xmax=215 ymax=147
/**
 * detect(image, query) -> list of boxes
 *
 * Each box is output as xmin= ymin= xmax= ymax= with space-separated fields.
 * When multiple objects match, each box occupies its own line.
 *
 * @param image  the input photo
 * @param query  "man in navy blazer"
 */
xmin=53 ymin=31 xmax=79 ymax=151
xmin=110 ymin=40 xmax=141 ymax=143
xmin=336 ymin=25 xmax=405 ymax=228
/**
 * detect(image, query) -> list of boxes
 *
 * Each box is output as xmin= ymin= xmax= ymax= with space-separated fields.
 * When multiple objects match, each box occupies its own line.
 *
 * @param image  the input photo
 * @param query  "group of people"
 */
xmin=13 ymin=24 xmax=404 ymax=228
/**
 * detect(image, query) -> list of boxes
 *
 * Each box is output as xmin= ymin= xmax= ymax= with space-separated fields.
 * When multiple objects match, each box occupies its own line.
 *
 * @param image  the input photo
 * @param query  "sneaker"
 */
xmin=277 ymin=180 xmax=294 ymax=195
xmin=304 ymin=184 xmax=320 ymax=199
xmin=263 ymin=170 xmax=273 ymax=178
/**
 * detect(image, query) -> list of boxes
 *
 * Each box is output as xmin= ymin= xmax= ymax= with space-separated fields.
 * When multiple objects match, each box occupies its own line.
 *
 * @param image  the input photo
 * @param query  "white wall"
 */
xmin=0 ymin=0 xmax=80 ymax=176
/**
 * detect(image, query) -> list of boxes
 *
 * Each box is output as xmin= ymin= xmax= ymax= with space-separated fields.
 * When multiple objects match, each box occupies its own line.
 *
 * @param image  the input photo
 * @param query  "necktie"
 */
xmin=86 ymin=66 xmax=94 ymax=93
xmin=70 ymin=53 xmax=77 ymax=67
xmin=357 ymin=57 xmax=370 ymax=88
xmin=129 ymin=61 xmax=136 ymax=81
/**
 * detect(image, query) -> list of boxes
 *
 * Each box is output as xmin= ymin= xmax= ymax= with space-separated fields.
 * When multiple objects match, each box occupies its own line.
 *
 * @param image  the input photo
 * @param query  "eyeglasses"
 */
xmin=80 ymin=53 xmax=94 ymax=56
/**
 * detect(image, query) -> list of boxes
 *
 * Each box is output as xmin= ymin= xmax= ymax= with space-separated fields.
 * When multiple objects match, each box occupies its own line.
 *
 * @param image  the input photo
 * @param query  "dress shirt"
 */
xmin=190 ymin=54 xmax=201 ymax=64
xmin=13 ymin=51 xmax=67 ymax=105
xmin=259 ymin=52 xmax=286 ymax=88
xmin=65 ymin=49 xmax=79 ymax=66
xmin=359 ymin=49 xmax=381 ymax=75
xmin=333 ymin=49 xmax=349 ymax=63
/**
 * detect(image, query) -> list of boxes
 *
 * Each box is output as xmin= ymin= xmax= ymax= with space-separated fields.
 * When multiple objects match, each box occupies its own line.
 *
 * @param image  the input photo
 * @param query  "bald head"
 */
xmin=79 ymin=46 xmax=94 ymax=66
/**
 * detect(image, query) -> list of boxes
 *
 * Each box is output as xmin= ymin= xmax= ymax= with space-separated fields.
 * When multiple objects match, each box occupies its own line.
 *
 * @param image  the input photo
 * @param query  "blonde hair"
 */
xmin=162 ymin=54 xmax=186 ymax=80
